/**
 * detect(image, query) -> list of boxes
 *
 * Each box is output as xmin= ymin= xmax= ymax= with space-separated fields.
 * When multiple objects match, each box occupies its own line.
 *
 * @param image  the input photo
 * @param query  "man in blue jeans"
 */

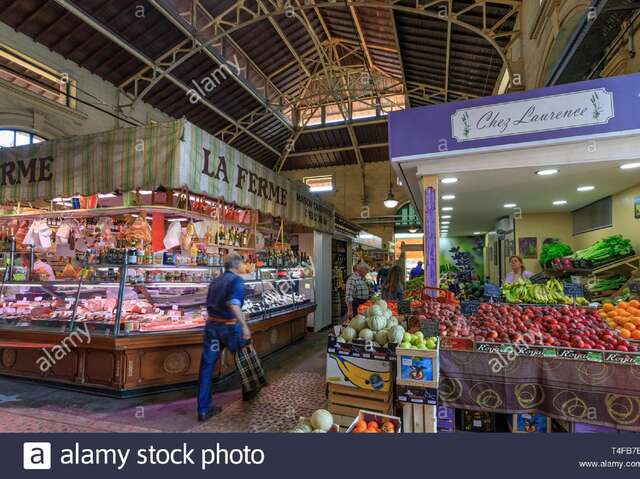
xmin=197 ymin=253 xmax=253 ymax=422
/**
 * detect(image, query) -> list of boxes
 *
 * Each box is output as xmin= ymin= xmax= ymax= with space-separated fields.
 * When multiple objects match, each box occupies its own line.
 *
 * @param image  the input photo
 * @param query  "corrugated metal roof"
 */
xmin=0 ymin=0 xmax=519 ymax=171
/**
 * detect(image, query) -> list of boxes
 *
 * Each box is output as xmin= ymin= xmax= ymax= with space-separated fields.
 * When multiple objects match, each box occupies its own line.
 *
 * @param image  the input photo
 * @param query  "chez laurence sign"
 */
xmin=451 ymin=88 xmax=615 ymax=142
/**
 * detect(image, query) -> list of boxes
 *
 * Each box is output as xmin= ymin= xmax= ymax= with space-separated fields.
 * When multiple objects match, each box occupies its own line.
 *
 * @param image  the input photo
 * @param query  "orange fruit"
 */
xmin=630 ymin=300 xmax=640 ymax=309
xmin=620 ymin=329 xmax=631 ymax=339
xmin=632 ymin=330 xmax=640 ymax=339
xmin=619 ymin=310 xmax=631 ymax=317
xmin=608 ymin=321 xmax=617 ymax=328
xmin=608 ymin=310 xmax=619 ymax=318
xmin=367 ymin=421 xmax=379 ymax=430
xmin=624 ymin=322 xmax=636 ymax=332
xmin=616 ymin=317 xmax=628 ymax=325
xmin=619 ymin=301 xmax=630 ymax=310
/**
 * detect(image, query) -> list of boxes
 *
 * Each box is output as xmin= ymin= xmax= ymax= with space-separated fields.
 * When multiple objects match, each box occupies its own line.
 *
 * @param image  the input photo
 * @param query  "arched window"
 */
xmin=395 ymin=202 xmax=420 ymax=233
xmin=0 ymin=129 xmax=45 ymax=148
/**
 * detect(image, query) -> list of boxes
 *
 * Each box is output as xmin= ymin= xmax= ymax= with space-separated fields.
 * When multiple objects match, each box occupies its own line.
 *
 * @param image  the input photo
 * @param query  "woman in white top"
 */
xmin=504 ymin=255 xmax=533 ymax=284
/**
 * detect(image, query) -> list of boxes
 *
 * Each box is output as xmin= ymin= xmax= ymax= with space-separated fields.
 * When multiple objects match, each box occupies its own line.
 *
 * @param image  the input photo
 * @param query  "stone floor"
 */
xmin=0 ymin=332 xmax=327 ymax=433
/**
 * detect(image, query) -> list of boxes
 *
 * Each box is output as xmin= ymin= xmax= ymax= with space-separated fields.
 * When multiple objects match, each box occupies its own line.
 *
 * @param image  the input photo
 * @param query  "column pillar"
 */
xmin=422 ymin=176 xmax=439 ymax=288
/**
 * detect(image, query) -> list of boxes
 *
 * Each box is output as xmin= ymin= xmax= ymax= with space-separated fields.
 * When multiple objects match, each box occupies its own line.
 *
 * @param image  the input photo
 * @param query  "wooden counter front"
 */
xmin=0 ymin=304 xmax=314 ymax=395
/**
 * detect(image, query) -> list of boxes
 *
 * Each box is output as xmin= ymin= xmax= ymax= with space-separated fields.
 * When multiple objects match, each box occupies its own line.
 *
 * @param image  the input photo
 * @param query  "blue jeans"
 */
xmin=197 ymin=321 xmax=248 ymax=414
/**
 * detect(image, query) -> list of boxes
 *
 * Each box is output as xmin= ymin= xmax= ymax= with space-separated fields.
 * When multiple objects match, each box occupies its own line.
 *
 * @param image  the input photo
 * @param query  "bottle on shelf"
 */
xmin=190 ymin=243 xmax=199 ymax=265
xmin=137 ymin=241 xmax=145 ymax=264
xmin=145 ymin=242 xmax=153 ymax=265
xmin=128 ymin=241 xmax=138 ymax=265
xmin=219 ymin=224 xmax=226 ymax=245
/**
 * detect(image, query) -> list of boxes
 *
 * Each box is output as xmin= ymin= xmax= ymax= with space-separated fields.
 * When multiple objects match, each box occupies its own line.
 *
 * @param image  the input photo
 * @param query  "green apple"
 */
xmin=414 ymin=331 xmax=424 ymax=342
xmin=403 ymin=332 xmax=413 ymax=343
xmin=429 ymin=336 xmax=438 ymax=343
xmin=416 ymin=343 xmax=427 ymax=350
xmin=425 ymin=339 xmax=437 ymax=350
xmin=399 ymin=341 xmax=412 ymax=349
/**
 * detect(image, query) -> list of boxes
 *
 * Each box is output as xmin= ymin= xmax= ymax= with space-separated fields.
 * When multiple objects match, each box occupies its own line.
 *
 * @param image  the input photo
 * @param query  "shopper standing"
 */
xmin=197 ymin=253 xmax=264 ymax=422
xmin=410 ymin=261 xmax=424 ymax=279
xmin=504 ymin=255 xmax=533 ymax=284
xmin=345 ymin=262 xmax=371 ymax=319
xmin=382 ymin=265 xmax=405 ymax=301
xmin=376 ymin=262 xmax=390 ymax=289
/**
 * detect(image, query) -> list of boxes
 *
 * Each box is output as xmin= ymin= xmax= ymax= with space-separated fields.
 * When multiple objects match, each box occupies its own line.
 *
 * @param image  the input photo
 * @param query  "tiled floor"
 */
xmin=0 ymin=333 xmax=327 ymax=433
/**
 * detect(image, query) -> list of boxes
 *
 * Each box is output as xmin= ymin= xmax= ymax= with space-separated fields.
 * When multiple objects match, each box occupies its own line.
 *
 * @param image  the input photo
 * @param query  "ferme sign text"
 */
xmin=0 ymin=156 xmax=54 ymax=186
xmin=201 ymin=148 xmax=288 ymax=207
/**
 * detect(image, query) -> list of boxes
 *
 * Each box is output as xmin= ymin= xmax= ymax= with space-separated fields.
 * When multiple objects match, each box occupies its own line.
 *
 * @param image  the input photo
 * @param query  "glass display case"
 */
xmin=0 ymin=255 xmax=316 ymax=337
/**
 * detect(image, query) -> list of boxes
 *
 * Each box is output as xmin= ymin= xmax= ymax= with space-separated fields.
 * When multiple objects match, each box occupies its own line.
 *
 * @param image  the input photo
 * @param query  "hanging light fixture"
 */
xmin=384 ymin=167 xmax=399 ymax=209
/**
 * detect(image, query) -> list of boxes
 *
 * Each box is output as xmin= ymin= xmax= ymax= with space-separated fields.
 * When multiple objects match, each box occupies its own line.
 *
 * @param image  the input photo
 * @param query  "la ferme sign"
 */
xmin=451 ymin=88 xmax=615 ymax=142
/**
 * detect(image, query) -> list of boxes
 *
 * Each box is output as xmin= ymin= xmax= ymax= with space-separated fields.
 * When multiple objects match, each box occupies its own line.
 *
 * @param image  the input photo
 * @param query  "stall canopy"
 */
xmin=0 ymin=120 xmax=334 ymax=234
xmin=389 ymin=72 xmax=640 ymax=162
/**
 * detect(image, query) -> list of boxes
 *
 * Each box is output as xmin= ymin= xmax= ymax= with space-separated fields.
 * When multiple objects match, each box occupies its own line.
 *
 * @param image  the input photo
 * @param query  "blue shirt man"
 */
xmin=410 ymin=261 xmax=424 ymax=279
xmin=197 ymin=253 xmax=253 ymax=421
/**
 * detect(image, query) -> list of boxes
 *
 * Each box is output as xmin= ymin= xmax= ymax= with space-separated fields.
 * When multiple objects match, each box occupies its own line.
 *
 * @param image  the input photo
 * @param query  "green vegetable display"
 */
xmin=587 ymin=276 xmax=628 ymax=294
xmin=572 ymin=235 xmax=633 ymax=263
xmin=502 ymin=278 xmax=589 ymax=305
xmin=539 ymin=241 xmax=572 ymax=267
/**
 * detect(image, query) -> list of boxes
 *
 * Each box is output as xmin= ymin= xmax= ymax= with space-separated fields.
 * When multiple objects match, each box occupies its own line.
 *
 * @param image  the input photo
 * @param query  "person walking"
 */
xmin=345 ymin=262 xmax=371 ymax=320
xmin=197 ymin=253 xmax=264 ymax=422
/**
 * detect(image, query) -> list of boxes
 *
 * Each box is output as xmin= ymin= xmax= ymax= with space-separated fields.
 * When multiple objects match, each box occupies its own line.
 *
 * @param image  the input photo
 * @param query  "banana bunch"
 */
xmin=502 ymin=279 xmax=589 ymax=305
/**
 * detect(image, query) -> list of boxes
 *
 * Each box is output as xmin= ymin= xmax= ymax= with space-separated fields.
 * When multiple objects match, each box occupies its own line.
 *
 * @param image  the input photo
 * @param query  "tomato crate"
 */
xmin=327 ymin=383 xmax=393 ymax=421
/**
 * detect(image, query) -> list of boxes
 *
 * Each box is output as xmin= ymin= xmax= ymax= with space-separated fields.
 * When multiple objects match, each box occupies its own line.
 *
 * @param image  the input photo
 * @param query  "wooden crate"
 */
xmin=402 ymin=403 xmax=437 ymax=433
xmin=327 ymin=383 xmax=393 ymax=422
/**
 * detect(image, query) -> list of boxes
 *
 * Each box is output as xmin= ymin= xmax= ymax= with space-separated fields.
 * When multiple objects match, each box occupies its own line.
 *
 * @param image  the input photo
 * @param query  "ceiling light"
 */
xmin=577 ymin=185 xmax=595 ymax=192
xmin=504 ymin=203 xmax=517 ymax=208
xmin=620 ymin=162 xmax=640 ymax=170
xmin=167 ymin=217 xmax=188 ymax=222
xmin=138 ymin=190 xmax=153 ymax=195
xmin=536 ymin=169 xmax=558 ymax=176
xmin=97 ymin=193 xmax=117 ymax=199
xmin=442 ymin=207 xmax=453 ymax=211
xmin=473 ymin=232 xmax=483 ymax=235
xmin=553 ymin=200 xmax=567 ymax=205
xmin=441 ymin=177 xmax=458 ymax=184
xmin=395 ymin=233 xmax=424 ymax=239
xmin=383 ymin=186 xmax=399 ymax=208
xmin=408 ymin=228 xmax=418 ymax=233
xmin=441 ymin=215 xmax=452 ymax=219
xmin=441 ymin=195 xmax=456 ymax=200
xmin=441 ymin=221 xmax=450 ymax=225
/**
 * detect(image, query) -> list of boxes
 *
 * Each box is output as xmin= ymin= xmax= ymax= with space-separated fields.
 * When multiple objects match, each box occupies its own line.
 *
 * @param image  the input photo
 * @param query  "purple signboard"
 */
xmin=425 ymin=186 xmax=437 ymax=288
xmin=389 ymin=73 xmax=640 ymax=161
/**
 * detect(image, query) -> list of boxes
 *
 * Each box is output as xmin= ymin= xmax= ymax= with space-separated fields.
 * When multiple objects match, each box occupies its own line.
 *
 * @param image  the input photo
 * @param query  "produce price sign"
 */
xmin=483 ymin=283 xmax=501 ymax=300
xmin=629 ymin=281 xmax=640 ymax=295
xmin=461 ymin=300 xmax=480 ymax=316
xmin=563 ymin=282 xmax=584 ymax=298
xmin=398 ymin=299 xmax=412 ymax=315
xmin=421 ymin=320 xmax=440 ymax=339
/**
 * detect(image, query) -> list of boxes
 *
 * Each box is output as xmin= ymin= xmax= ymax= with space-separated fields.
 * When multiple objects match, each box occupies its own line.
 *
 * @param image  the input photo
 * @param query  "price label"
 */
xmin=563 ymin=282 xmax=584 ymax=297
xmin=483 ymin=283 xmax=501 ymax=299
xmin=421 ymin=320 xmax=439 ymax=339
xmin=461 ymin=300 xmax=480 ymax=316
xmin=398 ymin=299 xmax=412 ymax=315
xmin=629 ymin=281 xmax=640 ymax=295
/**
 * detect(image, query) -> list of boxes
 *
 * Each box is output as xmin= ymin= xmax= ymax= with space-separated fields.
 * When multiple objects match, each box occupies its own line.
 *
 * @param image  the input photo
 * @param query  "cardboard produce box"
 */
xmin=396 ymin=346 xmax=439 ymax=389
xmin=326 ymin=335 xmax=394 ymax=392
